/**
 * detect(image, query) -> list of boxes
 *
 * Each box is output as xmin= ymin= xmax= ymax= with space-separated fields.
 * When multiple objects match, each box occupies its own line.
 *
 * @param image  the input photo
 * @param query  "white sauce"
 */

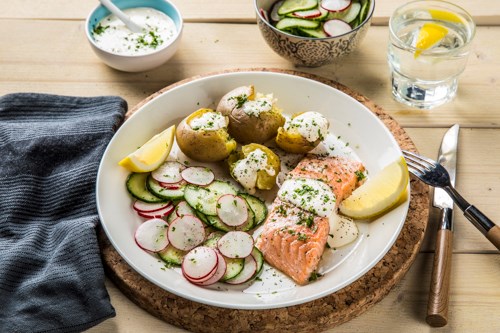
xmin=189 ymin=111 xmax=227 ymax=131
xmin=284 ymin=111 xmax=329 ymax=143
xmin=327 ymin=212 xmax=359 ymax=248
xmin=309 ymin=132 xmax=358 ymax=159
xmin=232 ymin=149 xmax=275 ymax=194
xmin=278 ymin=178 xmax=336 ymax=217
xmin=242 ymin=94 xmax=274 ymax=117
xmin=92 ymin=7 xmax=176 ymax=56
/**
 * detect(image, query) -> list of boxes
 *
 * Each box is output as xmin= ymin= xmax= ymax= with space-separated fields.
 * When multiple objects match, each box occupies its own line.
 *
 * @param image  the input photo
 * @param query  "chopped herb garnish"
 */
xmin=93 ymin=23 xmax=109 ymax=35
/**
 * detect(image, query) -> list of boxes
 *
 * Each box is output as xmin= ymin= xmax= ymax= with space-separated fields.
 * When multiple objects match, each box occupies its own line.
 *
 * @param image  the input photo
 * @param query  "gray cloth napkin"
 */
xmin=0 ymin=93 xmax=127 ymax=332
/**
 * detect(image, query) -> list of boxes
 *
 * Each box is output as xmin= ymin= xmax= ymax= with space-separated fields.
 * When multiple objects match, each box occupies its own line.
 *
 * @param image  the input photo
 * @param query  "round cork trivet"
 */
xmin=98 ymin=68 xmax=429 ymax=333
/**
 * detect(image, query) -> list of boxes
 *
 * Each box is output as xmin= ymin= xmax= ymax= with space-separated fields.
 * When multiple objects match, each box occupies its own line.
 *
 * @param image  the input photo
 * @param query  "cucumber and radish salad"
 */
xmin=261 ymin=0 xmax=371 ymax=38
xmin=126 ymin=160 xmax=267 ymax=286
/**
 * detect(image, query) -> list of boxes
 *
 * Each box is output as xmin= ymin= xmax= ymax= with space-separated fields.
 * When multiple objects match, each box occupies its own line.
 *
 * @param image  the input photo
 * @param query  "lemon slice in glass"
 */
xmin=429 ymin=9 xmax=464 ymax=24
xmin=119 ymin=125 xmax=175 ymax=172
xmin=414 ymin=22 xmax=448 ymax=58
xmin=339 ymin=156 xmax=409 ymax=220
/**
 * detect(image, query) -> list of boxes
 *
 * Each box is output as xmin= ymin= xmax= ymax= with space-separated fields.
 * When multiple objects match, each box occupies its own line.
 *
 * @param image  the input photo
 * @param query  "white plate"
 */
xmin=96 ymin=71 xmax=409 ymax=310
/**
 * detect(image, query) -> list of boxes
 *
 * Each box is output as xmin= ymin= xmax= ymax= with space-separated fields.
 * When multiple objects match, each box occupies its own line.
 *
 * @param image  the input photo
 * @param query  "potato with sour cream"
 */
xmin=176 ymin=108 xmax=237 ymax=162
xmin=275 ymin=111 xmax=329 ymax=154
xmin=228 ymin=143 xmax=280 ymax=194
xmin=216 ymin=85 xmax=285 ymax=144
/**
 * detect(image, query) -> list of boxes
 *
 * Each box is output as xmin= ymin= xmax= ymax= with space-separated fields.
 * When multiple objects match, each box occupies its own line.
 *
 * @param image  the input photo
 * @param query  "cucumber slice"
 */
xmin=203 ymin=232 xmax=224 ymax=249
xmin=167 ymin=210 xmax=177 ymax=224
xmin=207 ymin=204 xmax=255 ymax=232
xmin=357 ymin=0 xmax=370 ymax=26
xmin=126 ymin=173 xmax=165 ymax=203
xmin=278 ymin=0 xmax=318 ymax=15
xmin=147 ymin=175 xmax=185 ymax=200
xmin=252 ymin=247 xmax=264 ymax=276
xmin=206 ymin=215 xmax=231 ymax=232
xmin=239 ymin=194 xmax=267 ymax=226
xmin=220 ymin=257 xmax=245 ymax=281
xmin=313 ymin=5 xmax=330 ymax=21
xmin=342 ymin=2 xmax=361 ymax=23
xmin=194 ymin=210 xmax=210 ymax=226
xmin=158 ymin=244 xmax=187 ymax=266
xmin=299 ymin=27 xmax=327 ymax=38
xmin=276 ymin=17 xmax=320 ymax=31
xmin=184 ymin=180 xmax=237 ymax=216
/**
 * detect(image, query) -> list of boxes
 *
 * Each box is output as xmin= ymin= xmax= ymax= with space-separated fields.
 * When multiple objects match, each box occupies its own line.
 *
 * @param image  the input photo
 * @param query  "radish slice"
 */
xmin=321 ymin=0 xmax=351 ymax=12
xmin=323 ymin=19 xmax=352 ymax=37
xmin=134 ymin=218 xmax=169 ymax=253
xmin=168 ymin=215 xmax=206 ymax=251
xmin=137 ymin=204 xmax=174 ymax=219
xmin=151 ymin=161 xmax=185 ymax=184
xmin=217 ymin=231 xmax=254 ymax=259
xmin=133 ymin=200 xmax=171 ymax=213
xmin=181 ymin=167 xmax=215 ymax=186
xmin=194 ymin=250 xmax=227 ymax=286
xmin=293 ymin=8 xmax=322 ymax=19
xmin=181 ymin=246 xmax=218 ymax=281
xmin=216 ymin=195 xmax=248 ymax=227
xmin=159 ymin=180 xmax=185 ymax=189
xmin=270 ymin=0 xmax=284 ymax=22
xmin=259 ymin=8 xmax=269 ymax=22
xmin=225 ymin=255 xmax=257 ymax=285
xmin=175 ymin=201 xmax=196 ymax=217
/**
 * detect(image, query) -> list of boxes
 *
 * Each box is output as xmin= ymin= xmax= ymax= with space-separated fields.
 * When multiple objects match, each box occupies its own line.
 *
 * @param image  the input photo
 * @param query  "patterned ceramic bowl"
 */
xmin=254 ymin=0 xmax=375 ymax=67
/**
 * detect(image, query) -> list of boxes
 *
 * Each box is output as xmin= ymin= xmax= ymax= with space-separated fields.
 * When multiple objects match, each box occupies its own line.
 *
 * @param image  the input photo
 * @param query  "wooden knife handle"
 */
xmin=486 ymin=225 xmax=500 ymax=251
xmin=426 ymin=228 xmax=453 ymax=327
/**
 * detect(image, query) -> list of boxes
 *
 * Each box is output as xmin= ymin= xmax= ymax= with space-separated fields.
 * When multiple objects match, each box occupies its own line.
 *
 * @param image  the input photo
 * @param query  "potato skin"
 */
xmin=275 ymin=112 xmax=328 ymax=154
xmin=175 ymin=109 xmax=237 ymax=162
xmin=228 ymin=143 xmax=280 ymax=191
xmin=275 ymin=126 xmax=319 ymax=154
xmin=216 ymin=85 xmax=285 ymax=144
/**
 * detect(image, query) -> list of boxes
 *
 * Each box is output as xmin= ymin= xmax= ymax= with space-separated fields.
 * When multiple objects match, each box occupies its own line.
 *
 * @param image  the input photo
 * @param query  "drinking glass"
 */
xmin=388 ymin=0 xmax=475 ymax=109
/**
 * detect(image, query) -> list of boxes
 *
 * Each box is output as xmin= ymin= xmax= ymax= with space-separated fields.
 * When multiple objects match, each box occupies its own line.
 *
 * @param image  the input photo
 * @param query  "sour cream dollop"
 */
xmin=242 ymin=93 xmax=274 ymax=117
xmin=278 ymin=178 xmax=336 ymax=217
xmin=232 ymin=149 xmax=275 ymax=194
xmin=189 ymin=111 xmax=227 ymax=131
xmin=92 ymin=7 xmax=176 ymax=56
xmin=285 ymin=111 xmax=329 ymax=143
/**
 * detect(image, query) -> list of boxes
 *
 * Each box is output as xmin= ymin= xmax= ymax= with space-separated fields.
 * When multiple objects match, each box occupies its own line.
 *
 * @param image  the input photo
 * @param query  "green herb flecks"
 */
xmin=355 ymin=170 xmax=366 ymax=182
xmin=93 ymin=23 xmax=109 ymax=35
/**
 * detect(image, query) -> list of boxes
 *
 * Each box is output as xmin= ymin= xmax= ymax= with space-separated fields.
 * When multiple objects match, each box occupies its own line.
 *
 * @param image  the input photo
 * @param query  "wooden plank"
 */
xmin=0 ymin=0 xmax=498 ymax=25
xmin=88 ymin=253 xmax=500 ymax=332
xmin=1 ymin=21 xmax=499 ymax=128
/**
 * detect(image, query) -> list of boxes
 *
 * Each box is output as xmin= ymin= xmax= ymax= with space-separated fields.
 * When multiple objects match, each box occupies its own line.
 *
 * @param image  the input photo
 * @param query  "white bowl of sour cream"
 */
xmin=86 ymin=0 xmax=182 ymax=72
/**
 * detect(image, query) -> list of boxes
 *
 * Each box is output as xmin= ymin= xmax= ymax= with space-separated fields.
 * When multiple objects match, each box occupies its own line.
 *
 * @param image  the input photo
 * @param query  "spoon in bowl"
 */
xmin=98 ymin=0 xmax=143 ymax=33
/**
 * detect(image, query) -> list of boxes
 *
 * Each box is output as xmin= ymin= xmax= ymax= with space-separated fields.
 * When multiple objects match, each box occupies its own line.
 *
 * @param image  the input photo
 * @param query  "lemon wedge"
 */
xmin=429 ymin=9 xmax=464 ymax=24
xmin=414 ymin=22 xmax=448 ymax=58
xmin=339 ymin=156 xmax=409 ymax=220
xmin=119 ymin=125 xmax=175 ymax=172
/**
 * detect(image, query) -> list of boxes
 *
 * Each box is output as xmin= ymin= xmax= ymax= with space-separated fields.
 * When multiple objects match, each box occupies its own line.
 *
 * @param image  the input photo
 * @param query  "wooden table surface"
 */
xmin=2 ymin=1 xmax=499 ymax=332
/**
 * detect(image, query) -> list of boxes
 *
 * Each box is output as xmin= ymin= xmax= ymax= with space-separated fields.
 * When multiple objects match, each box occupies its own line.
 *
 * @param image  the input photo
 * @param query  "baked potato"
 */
xmin=228 ymin=143 xmax=280 ymax=193
xmin=275 ymin=111 xmax=329 ymax=154
xmin=176 ymin=108 xmax=237 ymax=162
xmin=216 ymin=85 xmax=285 ymax=144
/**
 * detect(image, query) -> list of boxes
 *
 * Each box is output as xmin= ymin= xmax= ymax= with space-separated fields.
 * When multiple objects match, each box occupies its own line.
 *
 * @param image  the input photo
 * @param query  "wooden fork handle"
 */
xmin=486 ymin=225 xmax=500 ymax=250
xmin=463 ymin=205 xmax=500 ymax=251
xmin=426 ymin=227 xmax=453 ymax=327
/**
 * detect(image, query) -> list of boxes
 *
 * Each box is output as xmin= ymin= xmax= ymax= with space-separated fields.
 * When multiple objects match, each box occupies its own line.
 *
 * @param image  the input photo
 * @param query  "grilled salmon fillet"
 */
xmin=256 ymin=155 xmax=365 ymax=285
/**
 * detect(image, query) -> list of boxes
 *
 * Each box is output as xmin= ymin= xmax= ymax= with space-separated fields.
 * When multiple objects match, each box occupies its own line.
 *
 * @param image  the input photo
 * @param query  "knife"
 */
xmin=426 ymin=124 xmax=459 ymax=327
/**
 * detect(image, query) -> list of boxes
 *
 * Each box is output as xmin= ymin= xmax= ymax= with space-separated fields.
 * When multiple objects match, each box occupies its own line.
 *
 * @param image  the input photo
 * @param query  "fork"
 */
xmin=403 ymin=150 xmax=500 ymax=251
